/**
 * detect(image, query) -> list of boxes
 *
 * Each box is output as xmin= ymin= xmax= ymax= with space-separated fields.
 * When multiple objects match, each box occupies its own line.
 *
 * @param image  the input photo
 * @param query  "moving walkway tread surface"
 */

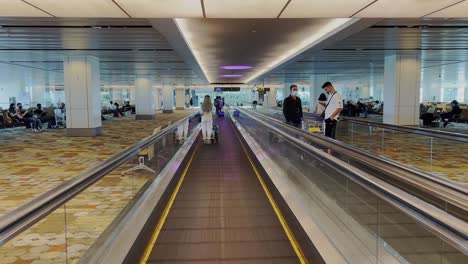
xmin=146 ymin=116 xmax=301 ymax=263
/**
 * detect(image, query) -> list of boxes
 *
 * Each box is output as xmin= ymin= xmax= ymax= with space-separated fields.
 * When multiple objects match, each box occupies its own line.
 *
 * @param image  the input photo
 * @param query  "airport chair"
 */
xmin=121 ymin=127 xmax=160 ymax=176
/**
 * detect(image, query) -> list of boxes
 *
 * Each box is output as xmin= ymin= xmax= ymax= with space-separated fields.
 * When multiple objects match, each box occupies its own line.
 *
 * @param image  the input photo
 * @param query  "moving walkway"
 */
xmin=253 ymin=108 xmax=467 ymax=220
xmin=0 ymin=112 xmax=466 ymax=264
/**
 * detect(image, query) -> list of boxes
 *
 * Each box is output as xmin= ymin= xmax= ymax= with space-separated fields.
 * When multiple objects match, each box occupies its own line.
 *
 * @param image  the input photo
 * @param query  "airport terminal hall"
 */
xmin=1 ymin=1 xmax=468 ymax=264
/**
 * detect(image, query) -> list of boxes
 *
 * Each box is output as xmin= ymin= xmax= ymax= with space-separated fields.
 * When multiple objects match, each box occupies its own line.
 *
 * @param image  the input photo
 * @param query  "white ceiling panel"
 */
xmin=27 ymin=0 xmax=127 ymax=17
xmin=115 ymin=0 xmax=203 ymax=18
xmin=0 ymin=0 xmax=50 ymax=17
xmin=281 ymin=0 xmax=375 ymax=18
xmin=204 ymin=0 xmax=287 ymax=18
xmin=426 ymin=1 xmax=468 ymax=17
xmin=356 ymin=0 xmax=463 ymax=17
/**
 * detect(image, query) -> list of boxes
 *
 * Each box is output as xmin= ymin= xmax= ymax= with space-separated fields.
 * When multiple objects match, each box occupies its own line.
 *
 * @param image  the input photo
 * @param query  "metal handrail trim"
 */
xmin=340 ymin=116 xmax=468 ymax=142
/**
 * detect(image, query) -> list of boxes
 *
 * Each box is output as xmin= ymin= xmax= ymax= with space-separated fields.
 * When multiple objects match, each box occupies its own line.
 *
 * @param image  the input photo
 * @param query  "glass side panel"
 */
xmin=236 ymin=113 xmax=467 ymax=264
xmin=0 ymin=117 xmax=198 ymax=263
xmin=0 ymin=207 xmax=67 ymax=264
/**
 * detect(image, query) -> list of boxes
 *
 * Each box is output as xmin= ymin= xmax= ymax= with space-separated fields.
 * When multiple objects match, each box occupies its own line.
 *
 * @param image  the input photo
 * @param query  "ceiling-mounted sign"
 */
xmin=257 ymin=87 xmax=270 ymax=92
xmin=214 ymin=87 xmax=241 ymax=92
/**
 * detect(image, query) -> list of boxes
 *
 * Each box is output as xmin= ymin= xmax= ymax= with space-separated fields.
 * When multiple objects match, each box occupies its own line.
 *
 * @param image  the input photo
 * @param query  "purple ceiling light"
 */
xmin=219 ymin=74 xmax=243 ymax=78
xmin=219 ymin=65 xmax=253 ymax=70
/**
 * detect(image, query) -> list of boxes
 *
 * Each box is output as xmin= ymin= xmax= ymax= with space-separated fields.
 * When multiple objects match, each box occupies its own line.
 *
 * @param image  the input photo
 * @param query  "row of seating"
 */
xmin=422 ymin=102 xmax=468 ymax=121
xmin=0 ymin=108 xmax=65 ymax=130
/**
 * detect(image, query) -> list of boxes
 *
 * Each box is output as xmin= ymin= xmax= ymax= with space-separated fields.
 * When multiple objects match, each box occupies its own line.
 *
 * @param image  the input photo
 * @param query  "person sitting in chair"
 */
xmin=441 ymin=100 xmax=462 ymax=127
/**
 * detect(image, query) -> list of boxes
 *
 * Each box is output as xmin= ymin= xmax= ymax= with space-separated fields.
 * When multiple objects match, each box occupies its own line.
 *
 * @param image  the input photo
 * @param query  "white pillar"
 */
xmin=63 ymin=56 xmax=102 ymax=136
xmin=370 ymin=62 xmax=375 ymax=100
xmin=162 ymin=86 xmax=174 ymax=113
xmin=383 ymin=51 xmax=421 ymax=126
xmin=154 ymin=88 xmax=161 ymax=111
xmin=129 ymin=87 xmax=136 ymax=105
xmin=135 ymin=76 xmax=155 ymax=120
xmin=175 ymin=88 xmax=185 ymax=110
xmin=267 ymin=88 xmax=277 ymax=107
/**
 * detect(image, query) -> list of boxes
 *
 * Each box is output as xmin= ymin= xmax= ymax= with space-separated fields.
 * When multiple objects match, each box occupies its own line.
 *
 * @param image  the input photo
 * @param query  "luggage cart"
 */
xmin=303 ymin=120 xmax=324 ymax=134
xmin=302 ymin=114 xmax=324 ymax=134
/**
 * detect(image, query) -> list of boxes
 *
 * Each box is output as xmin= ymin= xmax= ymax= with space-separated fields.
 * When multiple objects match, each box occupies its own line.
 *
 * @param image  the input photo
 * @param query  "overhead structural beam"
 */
xmin=149 ymin=19 xmax=209 ymax=85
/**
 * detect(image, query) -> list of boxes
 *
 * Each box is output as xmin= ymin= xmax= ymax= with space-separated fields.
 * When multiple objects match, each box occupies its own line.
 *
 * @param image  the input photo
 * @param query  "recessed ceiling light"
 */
xmin=219 ymin=74 xmax=243 ymax=78
xmin=219 ymin=65 xmax=253 ymax=70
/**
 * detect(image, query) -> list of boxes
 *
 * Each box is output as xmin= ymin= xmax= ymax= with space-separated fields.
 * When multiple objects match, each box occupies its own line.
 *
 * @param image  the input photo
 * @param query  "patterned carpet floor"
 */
xmin=336 ymin=123 xmax=468 ymax=185
xmin=0 ymin=111 xmax=193 ymax=264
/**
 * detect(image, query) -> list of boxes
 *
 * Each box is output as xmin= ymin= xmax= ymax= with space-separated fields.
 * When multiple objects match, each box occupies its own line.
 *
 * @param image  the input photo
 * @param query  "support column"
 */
xmin=162 ymin=86 xmax=174 ymax=113
xmin=154 ymin=88 xmax=161 ymax=111
xmin=63 ymin=56 xmax=102 ymax=137
xmin=135 ymin=76 xmax=155 ymax=120
xmin=129 ymin=87 xmax=136 ymax=105
xmin=370 ymin=62 xmax=375 ymax=100
xmin=175 ymin=88 xmax=185 ymax=110
xmin=383 ymin=51 xmax=421 ymax=125
xmin=267 ymin=88 xmax=277 ymax=107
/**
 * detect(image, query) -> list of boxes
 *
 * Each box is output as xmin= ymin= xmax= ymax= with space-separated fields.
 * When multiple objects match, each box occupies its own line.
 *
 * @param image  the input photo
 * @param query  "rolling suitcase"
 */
xmin=218 ymin=111 xmax=225 ymax=117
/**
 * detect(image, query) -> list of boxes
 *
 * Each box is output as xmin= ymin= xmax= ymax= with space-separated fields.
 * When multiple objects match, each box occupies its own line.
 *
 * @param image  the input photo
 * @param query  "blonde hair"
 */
xmin=201 ymin=95 xmax=212 ymax=113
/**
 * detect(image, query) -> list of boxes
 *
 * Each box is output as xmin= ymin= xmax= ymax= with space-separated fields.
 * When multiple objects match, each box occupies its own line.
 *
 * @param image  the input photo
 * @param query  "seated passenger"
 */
xmin=8 ymin=103 xmax=41 ymax=131
xmin=7 ymin=103 xmax=23 ymax=126
xmin=344 ymin=101 xmax=356 ymax=116
xmin=123 ymin=101 xmax=132 ymax=112
xmin=17 ymin=103 xmax=42 ymax=131
xmin=112 ymin=102 xmax=124 ymax=117
xmin=441 ymin=100 xmax=462 ymax=127
xmin=34 ymin=104 xmax=55 ymax=128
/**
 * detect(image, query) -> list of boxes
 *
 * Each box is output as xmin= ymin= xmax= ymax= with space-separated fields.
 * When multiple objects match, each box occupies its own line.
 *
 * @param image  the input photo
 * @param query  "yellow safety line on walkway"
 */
xmin=234 ymin=124 xmax=309 ymax=264
xmin=140 ymin=140 xmax=201 ymax=264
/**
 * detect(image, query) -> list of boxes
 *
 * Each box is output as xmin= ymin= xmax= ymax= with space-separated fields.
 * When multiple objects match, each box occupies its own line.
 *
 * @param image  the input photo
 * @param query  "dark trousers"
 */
xmin=287 ymin=121 xmax=301 ymax=128
xmin=325 ymin=119 xmax=337 ymax=139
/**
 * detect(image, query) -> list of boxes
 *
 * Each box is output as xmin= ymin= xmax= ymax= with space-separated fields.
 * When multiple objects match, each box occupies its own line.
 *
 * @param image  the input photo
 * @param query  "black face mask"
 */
xmin=18 ymin=106 xmax=22 ymax=110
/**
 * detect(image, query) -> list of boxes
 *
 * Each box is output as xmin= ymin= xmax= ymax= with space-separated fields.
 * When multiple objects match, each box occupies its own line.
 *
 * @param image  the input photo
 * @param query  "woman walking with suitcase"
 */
xmin=201 ymin=95 xmax=214 ymax=144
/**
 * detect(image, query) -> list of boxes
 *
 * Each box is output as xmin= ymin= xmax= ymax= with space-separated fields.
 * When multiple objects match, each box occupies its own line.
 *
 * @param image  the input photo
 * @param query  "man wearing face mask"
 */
xmin=283 ymin=84 xmax=303 ymax=128
xmin=321 ymin=82 xmax=343 ymax=139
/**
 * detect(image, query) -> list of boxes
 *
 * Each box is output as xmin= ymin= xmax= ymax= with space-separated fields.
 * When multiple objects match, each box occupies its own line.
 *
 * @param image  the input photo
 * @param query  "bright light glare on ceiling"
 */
xmin=174 ymin=18 xmax=212 ymax=83
xmin=245 ymin=18 xmax=354 ymax=84
xmin=219 ymin=65 xmax=253 ymax=70
xmin=219 ymin=74 xmax=243 ymax=77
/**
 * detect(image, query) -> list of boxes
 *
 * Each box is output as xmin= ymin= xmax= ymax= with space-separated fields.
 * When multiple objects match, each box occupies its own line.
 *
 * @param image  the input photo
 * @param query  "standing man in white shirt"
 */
xmin=322 ymin=82 xmax=343 ymax=139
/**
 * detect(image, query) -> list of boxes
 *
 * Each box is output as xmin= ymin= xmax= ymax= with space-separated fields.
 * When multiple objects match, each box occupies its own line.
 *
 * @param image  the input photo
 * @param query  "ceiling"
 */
xmin=258 ymin=18 xmax=468 ymax=85
xmin=0 ymin=15 xmax=467 ymax=89
xmin=0 ymin=18 xmax=205 ymax=86
xmin=0 ymin=0 xmax=467 ymax=18
xmin=173 ymin=18 xmax=357 ymax=84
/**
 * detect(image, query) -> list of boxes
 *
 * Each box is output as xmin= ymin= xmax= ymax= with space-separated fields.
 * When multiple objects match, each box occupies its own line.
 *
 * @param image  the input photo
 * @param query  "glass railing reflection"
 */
xmin=235 ymin=114 xmax=467 ymax=264
xmin=0 ymin=118 xmax=196 ymax=264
